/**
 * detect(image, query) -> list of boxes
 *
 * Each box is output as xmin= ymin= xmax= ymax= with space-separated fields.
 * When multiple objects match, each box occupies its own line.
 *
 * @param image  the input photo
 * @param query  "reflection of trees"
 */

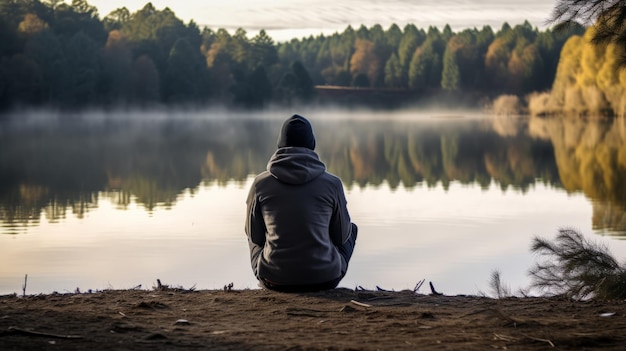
xmin=317 ymin=120 xmax=557 ymax=192
xmin=0 ymin=118 xmax=277 ymax=231
xmin=593 ymin=202 xmax=626 ymax=237
xmin=6 ymin=116 xmax=625 ymax=234
xmin=529 ymin=116 xmax=626 ymax=232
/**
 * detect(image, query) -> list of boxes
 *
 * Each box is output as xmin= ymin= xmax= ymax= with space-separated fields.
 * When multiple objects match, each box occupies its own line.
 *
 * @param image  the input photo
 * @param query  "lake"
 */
xmin=1 ymin=109 xmax=625 ymax=296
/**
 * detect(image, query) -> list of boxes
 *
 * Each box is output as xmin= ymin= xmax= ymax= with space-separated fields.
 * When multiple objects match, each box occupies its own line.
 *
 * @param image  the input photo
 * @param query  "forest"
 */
xmin=0 ymin=0 xmax=593 ymax=112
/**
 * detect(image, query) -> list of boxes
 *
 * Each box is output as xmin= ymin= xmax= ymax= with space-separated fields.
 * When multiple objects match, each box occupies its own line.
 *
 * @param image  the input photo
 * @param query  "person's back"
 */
xmin=245 ymin=115 xmax=357 ymax=292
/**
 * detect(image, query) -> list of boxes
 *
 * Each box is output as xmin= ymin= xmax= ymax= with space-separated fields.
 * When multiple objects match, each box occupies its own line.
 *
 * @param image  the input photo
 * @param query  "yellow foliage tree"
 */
xmin=349 ymin=39 xmax=380 ymax=87
xmin=485 ymin=38 xmax=510 ymax=89
xmin=533 ymin=26 xmax=626 ymax=117
xmin=18 ymin=13 xmax=48 ymax=36
xmin=579 ymin=28 xmax=605 ymax=88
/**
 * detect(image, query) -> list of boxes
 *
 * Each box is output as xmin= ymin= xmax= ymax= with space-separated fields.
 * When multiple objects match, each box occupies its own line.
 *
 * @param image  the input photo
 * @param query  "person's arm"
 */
xmin=329 ymin=180 xmax=352 ymax=247
xmin=245 ymin=182 xmax=266 ymax=248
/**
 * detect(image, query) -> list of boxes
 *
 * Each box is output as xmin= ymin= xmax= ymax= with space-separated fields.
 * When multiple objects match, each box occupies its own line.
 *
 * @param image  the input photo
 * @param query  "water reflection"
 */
xmin=1 ymin=113 xmax=625 ymax=236
xmin=528 ymin=116 xmax=626 ymax=235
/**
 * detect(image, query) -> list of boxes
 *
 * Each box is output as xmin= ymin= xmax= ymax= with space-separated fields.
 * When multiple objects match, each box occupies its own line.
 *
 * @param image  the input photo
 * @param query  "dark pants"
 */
xmin=253 ymin=223 xmax=358 ymax=292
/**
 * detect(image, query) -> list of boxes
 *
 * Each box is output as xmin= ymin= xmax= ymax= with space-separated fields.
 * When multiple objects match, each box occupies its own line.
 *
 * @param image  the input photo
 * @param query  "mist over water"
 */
xmin=1 ymin=109 xmax=625 ymax=295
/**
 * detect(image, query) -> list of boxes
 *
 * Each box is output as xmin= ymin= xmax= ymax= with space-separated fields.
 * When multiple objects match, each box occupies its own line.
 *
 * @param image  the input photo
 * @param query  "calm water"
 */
xmin=1 ymin=109 xmax=625 ymax=295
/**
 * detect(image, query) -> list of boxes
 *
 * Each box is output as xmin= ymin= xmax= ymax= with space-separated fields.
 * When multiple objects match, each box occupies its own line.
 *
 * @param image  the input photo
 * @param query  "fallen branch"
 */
xmin=414 ymin=279 xmax=425 ymax=293
xmin=153 ymin=279 xmax=196 ymax=292
xmin=429 ymin=282 xmax=443 ymax=296
xmin=7 ymin=327 xmax=82 ymax=339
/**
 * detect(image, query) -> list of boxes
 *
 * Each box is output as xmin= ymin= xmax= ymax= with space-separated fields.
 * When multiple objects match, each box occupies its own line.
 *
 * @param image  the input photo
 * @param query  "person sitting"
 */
xmin=245 ymin=114 xmax=358 ymax=292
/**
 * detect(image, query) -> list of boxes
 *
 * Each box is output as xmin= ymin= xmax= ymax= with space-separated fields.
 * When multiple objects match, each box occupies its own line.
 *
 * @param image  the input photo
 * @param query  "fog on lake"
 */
xmin=1 ymin=109 xmax=625 ymax=295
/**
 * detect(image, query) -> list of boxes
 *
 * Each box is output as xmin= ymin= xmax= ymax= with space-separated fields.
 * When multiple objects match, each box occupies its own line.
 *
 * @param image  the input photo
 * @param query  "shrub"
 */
xmin=529 ymin=228 xmax=626 ymax=300
xmin=491 ymin=95 xmax=521 ymax=115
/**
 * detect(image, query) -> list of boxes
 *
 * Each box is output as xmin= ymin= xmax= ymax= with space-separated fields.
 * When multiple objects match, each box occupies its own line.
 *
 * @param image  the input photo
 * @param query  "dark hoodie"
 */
xmin=245 ymin=118 xmax=352 ymax=286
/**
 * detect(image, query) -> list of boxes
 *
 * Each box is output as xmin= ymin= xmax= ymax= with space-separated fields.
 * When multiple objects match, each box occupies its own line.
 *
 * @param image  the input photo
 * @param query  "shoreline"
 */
xmin=2 ymin=288 xmax=625 ymax=350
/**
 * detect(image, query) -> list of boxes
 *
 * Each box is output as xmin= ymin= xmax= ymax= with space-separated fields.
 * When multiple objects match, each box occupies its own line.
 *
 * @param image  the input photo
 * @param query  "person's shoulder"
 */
xmin=254 ymin=171 xmax=272 ymax=181
xmin=320 ymin=171 xmax=344 ymax=186
xmin=249 ymin=171 xmax=272 ymax=186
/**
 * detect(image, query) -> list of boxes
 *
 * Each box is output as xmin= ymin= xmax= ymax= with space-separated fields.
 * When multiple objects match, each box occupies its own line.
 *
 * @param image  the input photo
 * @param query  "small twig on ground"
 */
xmin=494 ymin=333 xmax=517 ymax=342
xmin=7 ymin=326 xmax=82 ymax=339
xmin=22 ymin=274 xmax=27 ymax=297
xmin=429 ymin=282 xmax=443 ymax=296
xmin=350 ymin=300 xmax=372 ymax=308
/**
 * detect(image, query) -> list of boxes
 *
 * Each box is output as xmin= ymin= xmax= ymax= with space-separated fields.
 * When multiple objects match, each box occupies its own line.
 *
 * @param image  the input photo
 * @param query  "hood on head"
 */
xmin=268 ymin=147 xmax=325 ymax=185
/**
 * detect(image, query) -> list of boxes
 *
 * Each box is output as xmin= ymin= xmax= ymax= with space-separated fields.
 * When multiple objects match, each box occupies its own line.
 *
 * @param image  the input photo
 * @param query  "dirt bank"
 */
xmin=1 ymin=288 xmax=625 ymax=350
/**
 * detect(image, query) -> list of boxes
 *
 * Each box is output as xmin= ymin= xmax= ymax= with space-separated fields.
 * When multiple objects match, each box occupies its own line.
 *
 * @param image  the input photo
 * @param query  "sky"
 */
xmin=81 ymin=0 xmax=559 ymax=42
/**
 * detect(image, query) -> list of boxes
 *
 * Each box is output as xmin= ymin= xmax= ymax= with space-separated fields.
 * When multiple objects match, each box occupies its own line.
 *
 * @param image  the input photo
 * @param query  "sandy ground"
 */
xmin=1 ymin=287 xmax=626 ymax=350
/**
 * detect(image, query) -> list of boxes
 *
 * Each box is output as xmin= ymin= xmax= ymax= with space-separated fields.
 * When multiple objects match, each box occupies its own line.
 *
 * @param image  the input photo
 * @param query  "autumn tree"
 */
xmin=18 ymin=13 xmax=48 ymax=36
xmin=350 ymin=38 xmax=380 ymax=87
xmin=552 ymin=0 xmax=626 ymax=65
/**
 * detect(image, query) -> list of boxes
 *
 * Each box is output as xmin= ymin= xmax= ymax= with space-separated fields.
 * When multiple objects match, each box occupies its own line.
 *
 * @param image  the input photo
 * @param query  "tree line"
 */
xmin=0 ymin=0 xmax=585 ymax=111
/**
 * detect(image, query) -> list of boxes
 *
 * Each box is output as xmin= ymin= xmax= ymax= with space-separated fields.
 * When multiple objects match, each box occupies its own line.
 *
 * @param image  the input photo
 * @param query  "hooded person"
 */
xmin=245 ymin=114 xmax=358 ymax=292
